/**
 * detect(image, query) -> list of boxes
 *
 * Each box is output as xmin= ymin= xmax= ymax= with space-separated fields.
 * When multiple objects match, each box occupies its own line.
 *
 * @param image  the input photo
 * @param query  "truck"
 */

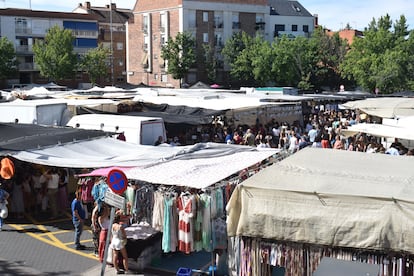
xmin=66 ymin=113 xmax=167 ymax=145
xmin=0 ymin=98 xmax=70 ymax=126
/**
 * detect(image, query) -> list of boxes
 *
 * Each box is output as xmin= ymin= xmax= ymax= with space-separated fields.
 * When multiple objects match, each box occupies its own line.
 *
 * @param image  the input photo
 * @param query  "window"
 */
xmin=160 ymin=12 xmax=168 ymax=32
xmin=203 ymin=33 xmax=209 ymax=43
xmin=188 ymin=10 xmax=196 ymax=28
xmin=292 ymin=25 xmax=298 ymax=32
xmin=203 ymin=12 xmax=209 ymax=22
xmin=275 ymin=24 xmax=285 ymax=32
xmin=117 ymin=42 xmax=123 ymax=50
xmin=232 ymin=13 xmax=240 ymax=29
xmin=142 ymin=14 xmax=149 ymax=34
xmin=161 ymin=74 xmax=168 ymax=82
xmin=303 ymin=25 xmax=309 ymax=33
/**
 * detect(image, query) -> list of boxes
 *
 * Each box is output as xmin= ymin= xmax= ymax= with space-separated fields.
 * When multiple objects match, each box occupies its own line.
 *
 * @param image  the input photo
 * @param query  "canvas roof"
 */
xmin=341 ymin=122 xmax=414 ymax=140
xmin=8 ymin=139 xmax=278 ymax=189
xmin=227 ymin=147 xmax=414 ymax=254
xmin=341 ymin=97 xmax=414 ymax=118
xmin=0 ymin=123 xmax=110 ymax=152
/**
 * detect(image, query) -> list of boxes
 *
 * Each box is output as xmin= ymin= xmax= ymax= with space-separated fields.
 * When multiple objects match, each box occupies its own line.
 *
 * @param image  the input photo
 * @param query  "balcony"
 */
xmin=232 ymin=22 xmax=241 ymax=29
xmin=15 ymin=27 xmax=32 ymax=35
xmin=255 ymin=22 xmax=265 ymax=31
xmin=142 ymin=26 xmax=148 ymax=34
xmin=214 ymin=22 xmax=223 ymax=29
xmin=18 ymin=62 xmax=37 ymax=71
xmin=16 ymin=45 xmax=33 ymax=53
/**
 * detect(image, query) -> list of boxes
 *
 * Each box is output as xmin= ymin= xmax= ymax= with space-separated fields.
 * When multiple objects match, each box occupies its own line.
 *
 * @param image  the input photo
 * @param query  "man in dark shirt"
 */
xmin=71 ymin=189 xmax=86 ymax=250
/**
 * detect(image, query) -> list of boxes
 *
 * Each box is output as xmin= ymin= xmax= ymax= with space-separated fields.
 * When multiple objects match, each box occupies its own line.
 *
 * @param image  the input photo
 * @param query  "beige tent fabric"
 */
xmin=341 ymin=97 xmax=414 ymax=118
xmin=227 ymin=147 xmax=414 ymax=254
xmin=341 ymin=123 xmax=414 ymax=140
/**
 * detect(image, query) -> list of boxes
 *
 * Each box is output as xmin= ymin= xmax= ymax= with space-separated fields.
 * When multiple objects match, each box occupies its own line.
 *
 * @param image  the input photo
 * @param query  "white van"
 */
xmin=0 ymin=98 xmax=70 ymax=126
xmin=66 ymin=114 xmax=167 ymax=145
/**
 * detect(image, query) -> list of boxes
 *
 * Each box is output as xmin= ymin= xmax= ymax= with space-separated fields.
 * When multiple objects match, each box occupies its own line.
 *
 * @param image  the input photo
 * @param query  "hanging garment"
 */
xmin=152 ymin=190 xmax=165 ymax=231
xmin=177 ymin=192 xmax=196 ymax=254
xmin=199 ymin=192 xmax=212 ymax=252
xmin=162 ymin=193 xmax=178 ymax=253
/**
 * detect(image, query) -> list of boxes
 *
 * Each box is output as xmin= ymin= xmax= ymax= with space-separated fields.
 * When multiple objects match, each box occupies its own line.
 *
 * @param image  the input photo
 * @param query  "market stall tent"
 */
xmin=227 ymin=147 xmax=414 ymax=254
xmin=341 ymin=97 xmax=414 ymax=118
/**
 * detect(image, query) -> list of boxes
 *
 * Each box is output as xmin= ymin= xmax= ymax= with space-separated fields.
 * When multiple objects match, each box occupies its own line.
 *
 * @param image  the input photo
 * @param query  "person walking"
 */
xmin=98 ymin=204 xmax=110 ymax=263
xmin=0 ymin=185 xmax=10 ymax=231
xmin=110 ymin=214 xmax=129 ymax=274
xmin=71 ymin=189 xmax=86 ymax=250
xmin=91 ymin=202 xmax=101 ymax=257
xmin=41 ymin=168 xmax=59 ymax=218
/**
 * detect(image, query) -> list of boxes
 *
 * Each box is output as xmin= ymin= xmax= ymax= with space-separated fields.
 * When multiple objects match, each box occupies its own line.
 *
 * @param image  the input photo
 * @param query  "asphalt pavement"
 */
xmin=0 ymin=211 xmax=174 ymax=276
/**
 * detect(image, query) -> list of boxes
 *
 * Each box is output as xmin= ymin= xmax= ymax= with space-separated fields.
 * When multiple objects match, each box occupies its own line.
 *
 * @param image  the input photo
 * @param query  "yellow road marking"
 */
xmin=7 ymin=215 xmax=98 ymax=261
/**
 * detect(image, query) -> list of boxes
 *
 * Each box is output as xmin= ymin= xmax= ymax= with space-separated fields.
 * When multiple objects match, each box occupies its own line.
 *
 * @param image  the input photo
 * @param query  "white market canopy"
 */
xmin=9 ymin=138 xmax=278 ymax=189
xmin=341 ymin=97 xmax=414 ymax=118
xmin=341 ymin=122 xmax=414 ymax=141
xmin=227 ymin=147 xmax=414 ymax=254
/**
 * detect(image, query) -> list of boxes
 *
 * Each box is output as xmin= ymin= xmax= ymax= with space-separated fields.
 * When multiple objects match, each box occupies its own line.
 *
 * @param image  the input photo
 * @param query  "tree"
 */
xmin=0 ymin=37 xmax=18 ymax=80
xmin=202 ymin=44 xmax=217 ymax=84
xmin=271 ymin=35 xmax=319 ymax=90
xmin=161 ymin=32 xmax=196 ymax=86
xmin=311 ymin=27 xmax=349 ymax=91
xmin=80 ymin=44 xmax=110 ymax=85
xmin=222 ymin=32 xmax=256 ymax=85
xmin=340 ymin=14 xmax=413 ymax=93
xmin=32 ymin=25 xmax=77 ymax=82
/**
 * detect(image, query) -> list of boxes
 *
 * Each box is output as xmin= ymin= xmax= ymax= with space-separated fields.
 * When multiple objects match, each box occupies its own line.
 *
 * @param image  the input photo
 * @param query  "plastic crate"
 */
xmin=176 ymin=267 xmax=192 ymax=276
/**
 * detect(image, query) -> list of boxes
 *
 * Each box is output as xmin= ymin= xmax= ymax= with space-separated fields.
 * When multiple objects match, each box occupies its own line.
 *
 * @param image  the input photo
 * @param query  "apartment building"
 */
xmin=73 ymin=2 xmax=133 ymax=86
xmin=127 ymin=0 xmax=315 ymax=88
xmin=0 ymin=8 xmax=99 ymax=89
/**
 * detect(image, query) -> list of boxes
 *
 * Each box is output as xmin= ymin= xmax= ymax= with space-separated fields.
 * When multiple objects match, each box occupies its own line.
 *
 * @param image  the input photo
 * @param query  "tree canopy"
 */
xmin=219 ymin=14 xmax=414 ymax=94
xmin=32 ymin=25 xmax=78 ymax=82
xmin=161 ymin=32 xmax=196 ymax=86
xmin=340 ymin=14 xmax=414 ymax=93
xmin=0 ymin=37 xmax=18 ymax=80
xmin=80 ymin=44 xmax=110 ymax=85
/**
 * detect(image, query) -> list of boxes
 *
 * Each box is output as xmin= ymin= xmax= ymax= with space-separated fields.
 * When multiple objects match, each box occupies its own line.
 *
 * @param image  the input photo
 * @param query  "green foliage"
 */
xmin=341 ymin=14 xmax=413 ymax=93
xmin=32 ymin=25 xmax=77 ymax=82
xmin=80 ymin=44 xmax=110 ymax=85
xmin=0 ymin=37 xmax=18 ymax=79
xmin=219 ymin=13 xmax=412 ymax=93
xmin=221 ymin=32 xmax=256 ymax=85
xmin=202 ymin=44 xmax=217 ymax=84
xmin=161 ymin=32 xmax=196 ymax=85
xmin=311 ymin=27 xmax=348 ymax=90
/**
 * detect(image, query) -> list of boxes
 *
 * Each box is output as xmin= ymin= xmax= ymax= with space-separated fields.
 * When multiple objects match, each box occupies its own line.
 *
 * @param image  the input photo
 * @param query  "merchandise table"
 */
xmin=124 ymin=222 xmax=162 ymax=261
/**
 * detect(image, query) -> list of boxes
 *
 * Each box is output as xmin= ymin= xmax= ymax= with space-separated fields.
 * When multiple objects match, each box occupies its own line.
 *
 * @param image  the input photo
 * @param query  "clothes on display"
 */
xmin=227 ymin=237 xmax=414 ymax=276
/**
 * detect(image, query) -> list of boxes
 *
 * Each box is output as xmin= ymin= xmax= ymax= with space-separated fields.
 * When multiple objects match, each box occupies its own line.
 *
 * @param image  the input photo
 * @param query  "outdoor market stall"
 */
xmin=226 ymin=147 xmax=414 ymax=276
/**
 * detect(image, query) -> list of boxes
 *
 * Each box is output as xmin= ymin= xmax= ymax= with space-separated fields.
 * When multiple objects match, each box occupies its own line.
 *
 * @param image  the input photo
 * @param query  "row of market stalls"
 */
xmin=0 ymin=122 xmax=281 ymax=272
xmin=3 ymin=87 xmax=414 ymax=274
xmin=227 ymin=147 xmax=414 ymax=276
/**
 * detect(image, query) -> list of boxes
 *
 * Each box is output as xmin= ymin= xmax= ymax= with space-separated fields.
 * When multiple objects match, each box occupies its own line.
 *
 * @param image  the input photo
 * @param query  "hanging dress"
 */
xmin=177 ymin=192 xmax=195 ymax=254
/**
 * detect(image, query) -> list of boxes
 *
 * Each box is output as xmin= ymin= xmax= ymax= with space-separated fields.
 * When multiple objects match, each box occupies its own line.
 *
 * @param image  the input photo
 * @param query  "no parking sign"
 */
xmin=107 ymin=169 xmax=128 ymax=195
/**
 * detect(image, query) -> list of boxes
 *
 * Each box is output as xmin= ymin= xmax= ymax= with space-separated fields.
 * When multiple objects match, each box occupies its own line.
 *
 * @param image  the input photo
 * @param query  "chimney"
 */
xmin=85 ymin=2 xmax=91 ymax=10
xmin=111 ymin=3 xmax=116 ymax=10
xmin=313 ymin=14 xmax=318 ymax=27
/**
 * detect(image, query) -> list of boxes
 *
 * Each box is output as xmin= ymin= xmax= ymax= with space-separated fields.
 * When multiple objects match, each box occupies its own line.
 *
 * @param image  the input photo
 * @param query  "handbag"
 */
xmin=0 ymin=201 xmax=8 ymax=219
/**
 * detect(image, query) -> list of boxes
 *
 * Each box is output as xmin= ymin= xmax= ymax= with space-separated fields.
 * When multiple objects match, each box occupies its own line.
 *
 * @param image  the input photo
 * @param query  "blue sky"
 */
xmin=4 ymin=0 xmax=414 ymax=32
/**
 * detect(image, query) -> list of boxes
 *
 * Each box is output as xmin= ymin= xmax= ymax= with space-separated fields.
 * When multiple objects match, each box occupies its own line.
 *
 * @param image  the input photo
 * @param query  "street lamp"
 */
xmin=109 ymin=0 xmax=114 ymax=86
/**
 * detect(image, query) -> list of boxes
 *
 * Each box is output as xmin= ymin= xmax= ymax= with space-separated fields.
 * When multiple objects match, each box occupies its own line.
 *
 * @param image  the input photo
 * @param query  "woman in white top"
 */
xmin=110 ymin=214 xmax=128 ymax=274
